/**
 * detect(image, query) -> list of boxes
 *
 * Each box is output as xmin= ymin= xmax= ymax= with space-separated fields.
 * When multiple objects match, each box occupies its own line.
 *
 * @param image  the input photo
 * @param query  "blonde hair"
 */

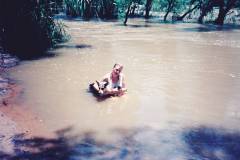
xmin=113 ymin=63 xmax=123 ymax=71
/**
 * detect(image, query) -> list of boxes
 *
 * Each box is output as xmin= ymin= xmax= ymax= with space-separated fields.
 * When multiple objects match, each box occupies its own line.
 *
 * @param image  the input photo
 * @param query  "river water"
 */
xmin=10 ymin=19 xmax=240 ymax=159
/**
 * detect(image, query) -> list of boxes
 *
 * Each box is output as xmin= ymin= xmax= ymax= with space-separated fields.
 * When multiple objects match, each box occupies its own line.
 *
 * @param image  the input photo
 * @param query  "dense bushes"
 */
xmin=0 ymin=0 xmax=67 ymax=59
xmin=64 ymin=0 xmax=118 ymax=19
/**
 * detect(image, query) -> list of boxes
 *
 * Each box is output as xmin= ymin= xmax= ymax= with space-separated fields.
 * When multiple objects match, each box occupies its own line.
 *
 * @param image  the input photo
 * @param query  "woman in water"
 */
xmin=90 ymin=63 xmax=127 ymax=96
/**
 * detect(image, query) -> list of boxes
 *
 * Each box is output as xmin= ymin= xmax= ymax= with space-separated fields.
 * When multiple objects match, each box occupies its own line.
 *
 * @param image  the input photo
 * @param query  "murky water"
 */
xmin=10 ymin=19 xmax=240 ymax=159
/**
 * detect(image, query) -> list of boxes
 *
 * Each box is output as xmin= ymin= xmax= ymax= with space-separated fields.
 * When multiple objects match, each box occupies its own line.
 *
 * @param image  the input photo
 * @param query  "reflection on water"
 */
xmin=9 ymin=18 xmax=240 ymax=158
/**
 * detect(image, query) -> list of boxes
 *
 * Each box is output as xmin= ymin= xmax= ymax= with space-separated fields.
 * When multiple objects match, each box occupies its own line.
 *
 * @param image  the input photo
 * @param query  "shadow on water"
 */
xmin=127 ymin=24 xmax=151 ymax=28
xmin=0 ymin=127 xmax=74 ymax=160
xmin=55 ymin=44 xmax=92 ymax=49
xmin=183 ymin=126 xmax=240 ymax=160
xmin=0 ymin=127 xmax=143 ymax=160
xmin=55 ymin=14 xmax=119 ymax=23
xmin=55 ymin=16 xmax=84 ymax=22
xmin=8 ymin=51 xmax=58 ymax=61
xmin=181 ymin=24 xmax=240 ymax=32
xmin=1 ymin=126 xmax=240 ymax=160
xmin=14 ymin=43 xmax=92 ymax=61
xmin=114 ymin=23 xmax=152 ymax=28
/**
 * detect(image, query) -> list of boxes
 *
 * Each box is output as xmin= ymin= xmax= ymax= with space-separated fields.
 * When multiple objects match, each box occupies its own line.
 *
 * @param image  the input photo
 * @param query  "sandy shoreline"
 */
xmin=0 ymin=53 xmax=54 ymax=154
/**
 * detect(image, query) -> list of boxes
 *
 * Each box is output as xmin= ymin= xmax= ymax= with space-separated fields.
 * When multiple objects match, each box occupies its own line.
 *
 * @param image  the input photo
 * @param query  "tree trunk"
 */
xmin=198 ymin=5 xmax=210 ymax=23
xmin=198 ymin=0 xmax=214 ymax=24
xmin=80 ymin=0 xmax=84 ymax=16
xmin=214 ymin=11 xmax=226 ymax=25
xmin=130 ymin=4 xmax=137 ymax=17
xmin=84 ymin=0 xmax=92 ymax=19
xmin=214 ymin=0 xmax=237 ymax=25
xmin=177 ymin=4 xmax=199 ymax=21
xmin=164 ymin=0 xmax=171 ymax=21
xmin=214 ymin=0 xmax=225 ymax=25
xmin=198 ymin=13 xmax=204 ymax=23
xmin=145 ymin=0 xmax=153 ymax=19
xmin=163 ymin=0 xmax=175 ymax=22
xmin=124 ymin=3 xmax=131 ymax=25
xmin=132 ymin=7 xmax=136 ymax=16
xmin=164 ymin=10 xmax=170 ymax=21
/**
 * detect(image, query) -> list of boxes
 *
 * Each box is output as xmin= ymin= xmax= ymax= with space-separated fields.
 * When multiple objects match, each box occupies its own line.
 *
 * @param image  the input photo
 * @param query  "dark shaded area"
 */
xmin=0 ymin=0 xmax=67 ymax=60
xmin=183 ymin=126 xmax=240 ymax=160
xmin=181 ymin=24 xmax=240 ymax=32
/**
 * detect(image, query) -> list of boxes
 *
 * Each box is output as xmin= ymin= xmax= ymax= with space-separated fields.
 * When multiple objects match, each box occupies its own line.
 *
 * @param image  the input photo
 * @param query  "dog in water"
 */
xmin=89 ymin=81 xmax=108 ymax=96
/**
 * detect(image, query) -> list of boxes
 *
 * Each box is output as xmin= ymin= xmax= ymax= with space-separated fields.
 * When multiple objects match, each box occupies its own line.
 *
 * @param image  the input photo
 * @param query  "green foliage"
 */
xmin=152 ymin=0 xmax=171 ymax=12
xmin=175 ymin=0 xmax=190 ymax=13
xmin=63 ymin=0 xmax=146 ymax=19
xmin=65 ymin=0 xmax=82 ymax=17
xmin=116 ymin=0 xmax=131 ymax=18
xmin=96 ymin=0 xmax=118 ymax=19
xmin=64 ymin=0 xmax=118 ymax=19
xmin=116 ymin=0 xmax=144 ymax=19
xmin=152 ymin=0 xmax=197 ymax=14
xmin=153 ymin=0 xmax=178 ymax=12
xmin=0 ymin=0 xmax=67 ymax=59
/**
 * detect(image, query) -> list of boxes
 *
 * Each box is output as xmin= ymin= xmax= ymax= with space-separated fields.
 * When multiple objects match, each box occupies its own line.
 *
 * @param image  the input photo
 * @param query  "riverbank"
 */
xmin=0 ymin=51 xmax=53 ymax=154
xmin=0 ymin=52 xmax=21 ymax=153
xmin=0 ymin=51 xmax=19 ymax=153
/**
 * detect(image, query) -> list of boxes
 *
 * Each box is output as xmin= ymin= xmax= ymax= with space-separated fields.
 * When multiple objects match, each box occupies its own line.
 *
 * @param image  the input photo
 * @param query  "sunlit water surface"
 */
xmin=10 ymin=19 xmax=240 ymax=159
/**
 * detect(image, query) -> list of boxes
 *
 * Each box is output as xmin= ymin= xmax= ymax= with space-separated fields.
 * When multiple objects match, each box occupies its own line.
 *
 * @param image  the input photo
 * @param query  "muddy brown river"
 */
xmin=10 ymin=19 xmax=240 ymax=159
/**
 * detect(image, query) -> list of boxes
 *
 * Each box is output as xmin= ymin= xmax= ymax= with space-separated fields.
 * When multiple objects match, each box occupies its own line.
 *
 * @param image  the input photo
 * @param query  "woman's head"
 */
xmin=112 ymin=63 xmax=123 ymax=74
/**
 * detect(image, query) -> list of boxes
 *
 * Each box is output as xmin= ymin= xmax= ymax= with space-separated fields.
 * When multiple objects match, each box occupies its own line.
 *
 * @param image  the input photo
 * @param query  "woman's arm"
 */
xmin=118 ymin=73 xmax=125 ymax=89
